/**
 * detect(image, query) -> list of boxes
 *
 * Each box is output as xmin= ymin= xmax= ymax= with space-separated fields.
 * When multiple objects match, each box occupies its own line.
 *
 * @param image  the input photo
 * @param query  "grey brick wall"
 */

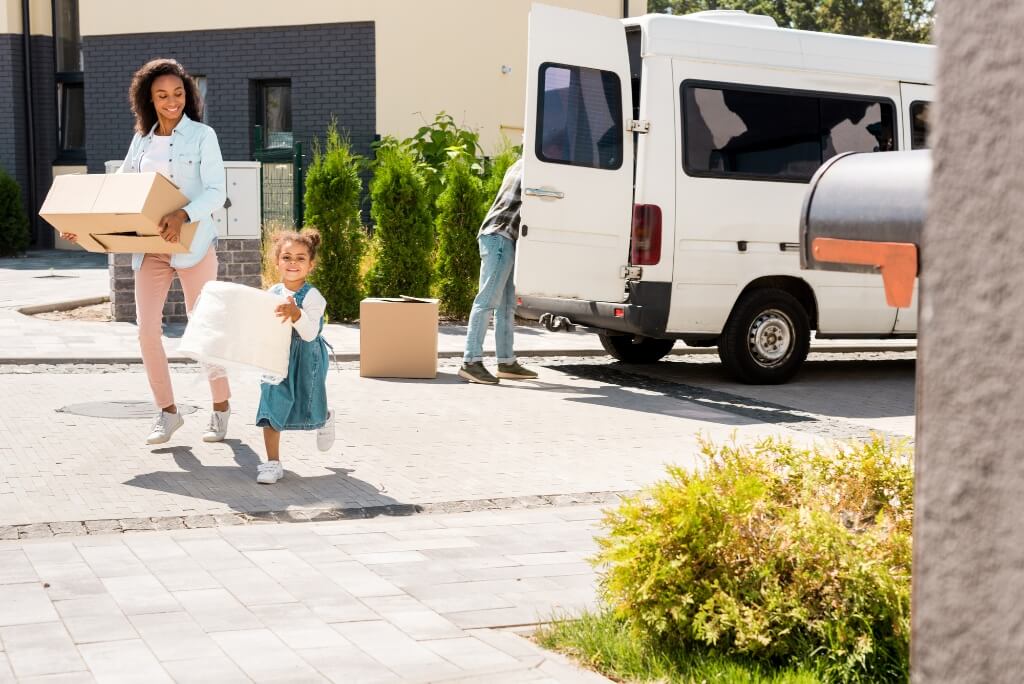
xmin=30 ymin=35 xmax=56 ymax=248
xmin=82 ymin=22 xmax=376 ymax=173
xmin=0 ymin=35 xmax=26 ymax=192
xmin=109 ymin=239 xmax=264 ymax=323
xmin=0 ymin=34 xmax=55 ymax=247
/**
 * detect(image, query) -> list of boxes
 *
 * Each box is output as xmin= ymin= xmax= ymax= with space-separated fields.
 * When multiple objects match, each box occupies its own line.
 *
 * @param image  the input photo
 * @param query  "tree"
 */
xmin=304 ymin=119 xmax=366 ymax=321
xmin=366 ymin=145 xmax=434 ymax=298
xmin=0 ymin=168 xmax=29 ymax=257
xmin=433 ymin=152 xmax=486 ymax=318
xmin=646 ymin=0 xmax=933 ymax=43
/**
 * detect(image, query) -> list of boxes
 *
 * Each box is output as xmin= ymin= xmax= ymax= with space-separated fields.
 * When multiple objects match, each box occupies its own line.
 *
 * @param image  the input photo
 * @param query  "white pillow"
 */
xmin=179 ymin=281 xmax=291 ymax=379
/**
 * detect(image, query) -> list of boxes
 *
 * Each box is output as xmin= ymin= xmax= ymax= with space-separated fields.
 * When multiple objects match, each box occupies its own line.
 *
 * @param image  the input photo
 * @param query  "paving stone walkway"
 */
xmin=0 ymin=505 xmax=612 ymax=683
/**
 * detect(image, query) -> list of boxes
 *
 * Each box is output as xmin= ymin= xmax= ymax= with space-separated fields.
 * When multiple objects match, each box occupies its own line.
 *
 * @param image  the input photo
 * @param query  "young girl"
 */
xmin=255 ymin=229 xmax=335 ymax=484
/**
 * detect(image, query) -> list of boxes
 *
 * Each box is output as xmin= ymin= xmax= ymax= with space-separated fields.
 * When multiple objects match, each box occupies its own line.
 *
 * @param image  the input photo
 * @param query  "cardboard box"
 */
xmin=39 ymin=172 xmax=197 ymax=254
xmin=359 ymin=297 xmax=439 ymax=379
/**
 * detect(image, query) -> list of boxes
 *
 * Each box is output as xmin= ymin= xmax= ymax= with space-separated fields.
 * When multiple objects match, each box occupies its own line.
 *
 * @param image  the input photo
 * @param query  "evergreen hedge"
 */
xmin=366 ymin=145 xmax=434 ymax=298
xmin=304 ymin=120 xmax=365 ymax=321
xmin=433 ymin=153 xmax=486 ymax=318
xmin=0 ymin=168 xmax=30 ymax=257
xmin=596 ymin=436 xmax=913 ymax=683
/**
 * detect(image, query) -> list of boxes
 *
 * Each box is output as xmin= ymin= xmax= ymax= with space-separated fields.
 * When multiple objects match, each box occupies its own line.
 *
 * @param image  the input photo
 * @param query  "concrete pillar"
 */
xmin=913 ymin=1 xmax=1024 ymax=681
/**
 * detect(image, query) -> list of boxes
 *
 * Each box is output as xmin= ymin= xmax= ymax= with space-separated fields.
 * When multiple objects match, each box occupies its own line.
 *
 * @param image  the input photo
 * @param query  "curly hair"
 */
xmin=272 ymin=228 xmax=323 ymax=262
xmin=128 ymin=58 xmax=204 ymax=134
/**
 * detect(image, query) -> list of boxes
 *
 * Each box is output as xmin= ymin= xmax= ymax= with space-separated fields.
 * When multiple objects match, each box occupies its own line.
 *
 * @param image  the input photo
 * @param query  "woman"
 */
xmin=64 ymin=58 xmax=231 ymax=445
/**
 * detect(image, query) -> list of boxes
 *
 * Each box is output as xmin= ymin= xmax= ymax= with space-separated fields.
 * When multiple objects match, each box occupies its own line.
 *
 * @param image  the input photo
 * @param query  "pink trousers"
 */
xmin=135 ymin=248 xmax=231 ymax=409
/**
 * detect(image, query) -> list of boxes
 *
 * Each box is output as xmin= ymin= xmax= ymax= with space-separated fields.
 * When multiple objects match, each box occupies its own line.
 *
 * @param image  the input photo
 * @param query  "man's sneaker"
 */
xmin=202 ymin=408 xmax=231 ymax=443
xmin=146 ymin=410 xmax=184 ymax=445
xmin=458 ymin=362 xmax=499 ymax=385
xmin=497 ymin=361 xmax=538 ymax=380
xmin=256 ymin=461 xmax=284 ymax=484
xmin=317 ymin=409 xmax=336 ymax=452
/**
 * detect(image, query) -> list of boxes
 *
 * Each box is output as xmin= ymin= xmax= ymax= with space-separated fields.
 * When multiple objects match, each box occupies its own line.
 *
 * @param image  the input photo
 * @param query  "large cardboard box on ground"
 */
xmin=359 ymin=298 xmax=439 ymax=379
xmin=39 ymin=172 xmax=196 ymax=254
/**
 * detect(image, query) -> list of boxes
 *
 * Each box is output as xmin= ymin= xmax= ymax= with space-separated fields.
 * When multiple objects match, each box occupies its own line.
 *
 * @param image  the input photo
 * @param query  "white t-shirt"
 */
xmin=272 ymin=283 xmax=327 ymax=343
xmin=140 ymin=135 xmax=172 ymax=178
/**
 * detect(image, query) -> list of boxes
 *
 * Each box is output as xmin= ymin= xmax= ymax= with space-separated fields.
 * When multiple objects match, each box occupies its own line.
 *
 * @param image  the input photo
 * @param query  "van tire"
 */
xmin=599 ymin=334 xmax=675 ymax=363
xmin=718 ymin=288 xmax=810 ymax=384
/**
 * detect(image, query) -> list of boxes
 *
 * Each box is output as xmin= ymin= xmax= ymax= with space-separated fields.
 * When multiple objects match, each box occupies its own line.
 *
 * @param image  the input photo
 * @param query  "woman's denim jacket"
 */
xmin=117 ymin=113 xmax=226 ymax=271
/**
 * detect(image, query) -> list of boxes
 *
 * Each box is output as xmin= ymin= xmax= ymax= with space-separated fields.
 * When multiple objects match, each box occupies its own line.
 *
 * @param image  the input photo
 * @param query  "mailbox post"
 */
xmin=800 ymin=150 xmax=929 ymax=308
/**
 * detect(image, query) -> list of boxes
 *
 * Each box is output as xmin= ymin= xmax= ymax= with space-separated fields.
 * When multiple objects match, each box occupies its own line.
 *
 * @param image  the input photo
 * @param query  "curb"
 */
xmin=17 ymin=296 xmax=109 ymax=316
xmin=0 ymin=344 xmax=916 ymax=366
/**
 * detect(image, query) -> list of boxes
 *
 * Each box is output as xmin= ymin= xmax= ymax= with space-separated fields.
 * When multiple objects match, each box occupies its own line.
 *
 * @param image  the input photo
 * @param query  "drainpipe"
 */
xmin=623 ymin=0 xmax=630 ymax=17
xmin=20 ymin=0 xmax=39 ymax=245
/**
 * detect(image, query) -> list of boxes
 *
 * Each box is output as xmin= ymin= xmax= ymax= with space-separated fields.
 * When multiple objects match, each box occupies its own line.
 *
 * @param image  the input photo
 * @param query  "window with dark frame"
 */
xmin=681 ymin=82 xmax=897 ymax=182
xmin=53 ymin=0 xmax=84 ymax=162
xmin=536 ymin=63 xmax=623 ymax=170
xmin=257 ymin=80 xmax=293 ymax=150
xmin=910 ymin=101 xmax=930 ymax=150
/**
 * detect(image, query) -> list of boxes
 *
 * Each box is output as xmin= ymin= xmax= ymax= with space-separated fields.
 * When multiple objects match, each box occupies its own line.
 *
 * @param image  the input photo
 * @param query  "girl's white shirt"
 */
xmin=275 ymin=283 xmax=326 ymax=343
xmin=139 ymin=134 xmax=172 ymax=178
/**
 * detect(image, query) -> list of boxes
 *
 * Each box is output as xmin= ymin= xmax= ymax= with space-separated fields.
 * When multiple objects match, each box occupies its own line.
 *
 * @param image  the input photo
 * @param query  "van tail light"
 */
xmin=630 ymin=204 xmax=662 ymax=266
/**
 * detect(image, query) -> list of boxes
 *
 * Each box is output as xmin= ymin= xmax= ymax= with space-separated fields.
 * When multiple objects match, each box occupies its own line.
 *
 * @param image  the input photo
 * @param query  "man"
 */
xmin=458 ymin=158 xmax=538 ymax=385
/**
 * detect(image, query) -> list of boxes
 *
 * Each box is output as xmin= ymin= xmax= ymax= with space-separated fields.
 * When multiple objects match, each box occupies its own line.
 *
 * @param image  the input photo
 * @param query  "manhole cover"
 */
xmin=57 ymin=401 xmax=199 ymax=419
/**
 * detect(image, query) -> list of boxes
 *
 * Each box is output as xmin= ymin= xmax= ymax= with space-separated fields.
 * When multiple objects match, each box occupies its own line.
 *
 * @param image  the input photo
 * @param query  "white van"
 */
xmin=514 ymin=4 xmax=935 ymax=383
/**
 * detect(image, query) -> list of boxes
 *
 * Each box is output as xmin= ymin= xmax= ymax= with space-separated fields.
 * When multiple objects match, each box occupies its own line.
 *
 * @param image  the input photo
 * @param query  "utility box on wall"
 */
xmin=106 ymin=161 xmax=266 ymax=323
xmin=213 ymin=162 xmax=261 ymax=239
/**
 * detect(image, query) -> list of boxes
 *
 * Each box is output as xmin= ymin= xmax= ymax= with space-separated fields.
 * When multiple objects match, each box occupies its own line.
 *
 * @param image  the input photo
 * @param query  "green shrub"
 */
xmin=366 ymin=145 xmax=434 ymax=298
xmin=596 ymin=436 xmax=912 ymax=683
xmin=407 ymin=112 xmax=482 ymax=202
xmin=303 ymin=120 xmax=366 ymax=321
xmin=433 ymin=152 xmax=486 ymax=318
xmin=0 ymin=167 xmax=30 ymax=257
xmin=480 ymin=145 xmax=520 ymax=220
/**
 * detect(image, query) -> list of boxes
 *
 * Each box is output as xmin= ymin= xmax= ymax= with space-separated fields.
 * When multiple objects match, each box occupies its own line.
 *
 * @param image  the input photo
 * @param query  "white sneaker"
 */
xmin=317 ymin=409 xmax=336 ymax=452
xmin=146 ymin=410 xmax=184 ymax=445
xmin=256 ymin=461 xmax=284 ymax=484
xmin=202 ymin=408 xmax=231 ymax=443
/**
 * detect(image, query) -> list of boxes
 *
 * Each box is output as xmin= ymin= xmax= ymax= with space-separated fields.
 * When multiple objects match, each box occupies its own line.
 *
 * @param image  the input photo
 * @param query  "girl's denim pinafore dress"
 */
xmin=255 ymin=283 xmax=330 ymax=431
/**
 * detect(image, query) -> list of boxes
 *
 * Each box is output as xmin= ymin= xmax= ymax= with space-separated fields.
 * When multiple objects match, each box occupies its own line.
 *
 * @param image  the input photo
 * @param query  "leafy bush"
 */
xmin=433 ymin=152 xmax=486 ymax=318
xmin=596 ymin=436 xmax=912 ymax=683
xmin=366 ymin=145 xmax=434 ymax=298
xmin=303 ymin=120 xmax=366 ymax=321
xmin=480 ymin=144 xmax=521 ymax=218
xmin=0 ymin=167 xmax=30 ymax=257
xmin=407 ymin=112 xmax=482 ymax=201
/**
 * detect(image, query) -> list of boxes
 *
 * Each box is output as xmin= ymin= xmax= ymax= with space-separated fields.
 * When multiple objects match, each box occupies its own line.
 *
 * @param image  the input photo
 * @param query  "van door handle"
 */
xmin=524 ymin=187 xmax=565 ymax=199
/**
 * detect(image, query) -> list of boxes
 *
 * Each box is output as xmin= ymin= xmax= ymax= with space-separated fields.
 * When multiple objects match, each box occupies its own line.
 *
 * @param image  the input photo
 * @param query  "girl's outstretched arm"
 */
xmin=290 ymin=289 xmax=327 ymax=342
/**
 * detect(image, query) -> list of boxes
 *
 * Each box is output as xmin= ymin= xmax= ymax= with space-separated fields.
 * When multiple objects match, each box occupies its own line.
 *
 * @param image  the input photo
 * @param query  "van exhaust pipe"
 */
xmin=539 ymin=313 xmax=576 ymax=332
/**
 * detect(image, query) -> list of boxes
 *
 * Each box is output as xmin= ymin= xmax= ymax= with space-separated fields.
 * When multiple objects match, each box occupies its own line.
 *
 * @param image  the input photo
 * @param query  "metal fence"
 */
xmin=253 ymin=126 xmax=304 ymax=230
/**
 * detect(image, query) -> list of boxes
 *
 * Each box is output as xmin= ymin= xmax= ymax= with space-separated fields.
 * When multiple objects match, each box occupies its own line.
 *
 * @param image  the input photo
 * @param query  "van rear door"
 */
xmin=515 ymin=4 xmax=635 ymax=303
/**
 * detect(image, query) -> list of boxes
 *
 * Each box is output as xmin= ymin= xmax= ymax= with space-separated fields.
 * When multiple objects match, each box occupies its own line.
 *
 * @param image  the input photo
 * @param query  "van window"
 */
xmin=682 ymin=83 xmax=896 ymax=182
xmin=910 ymin=101 xmax=930 ymax=149
xmin=537 ymin=63 xmax=623 ymax=170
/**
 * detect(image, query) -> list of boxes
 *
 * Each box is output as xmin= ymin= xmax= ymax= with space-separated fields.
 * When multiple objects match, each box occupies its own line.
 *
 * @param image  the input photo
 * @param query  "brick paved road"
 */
xmin=0 ymin=358 xmax=811 ymax=527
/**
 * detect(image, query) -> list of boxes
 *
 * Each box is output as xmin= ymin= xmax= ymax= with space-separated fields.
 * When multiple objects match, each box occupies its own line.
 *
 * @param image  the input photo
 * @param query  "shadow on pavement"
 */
xmin=631 ymin=357 xmax=916 ymax=420
xmin=501 ymin=376 xmax=761 ymax=427
xmin=123 ymin=439 xmax=408 ymax=516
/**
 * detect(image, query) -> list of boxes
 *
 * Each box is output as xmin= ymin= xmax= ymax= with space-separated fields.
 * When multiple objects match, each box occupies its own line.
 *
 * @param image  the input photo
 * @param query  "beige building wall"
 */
xmin=0 ymin=0 xmax=52 ymax=34
xmin=78 ymin=0 xmax=647 ymax=151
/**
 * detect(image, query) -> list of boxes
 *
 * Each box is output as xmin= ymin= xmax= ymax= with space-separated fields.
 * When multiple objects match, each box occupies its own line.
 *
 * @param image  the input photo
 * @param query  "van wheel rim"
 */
xmin=748 ymin=309 xmax=794 ymax=368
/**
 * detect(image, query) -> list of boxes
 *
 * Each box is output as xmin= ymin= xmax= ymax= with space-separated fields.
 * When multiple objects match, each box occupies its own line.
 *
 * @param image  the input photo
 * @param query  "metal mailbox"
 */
xmin=800 ymin=150 xmax=930 ymax=308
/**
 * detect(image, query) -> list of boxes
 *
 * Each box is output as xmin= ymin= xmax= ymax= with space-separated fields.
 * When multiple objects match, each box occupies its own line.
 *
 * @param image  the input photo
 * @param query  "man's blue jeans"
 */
xmin=464 ymin=234 xmax=516 ymax=364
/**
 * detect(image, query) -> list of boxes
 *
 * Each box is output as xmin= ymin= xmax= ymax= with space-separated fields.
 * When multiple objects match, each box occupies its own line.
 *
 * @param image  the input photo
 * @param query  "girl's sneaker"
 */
xmin=147 ymin=410 xmax=184 ymax=445
xmin=202 ymin=408 xmax=231 ymax=443
xmin=256 ymin=461 xmax=284 ymax=484
xmin=317 ymin=410 xmax=336 ymax=452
